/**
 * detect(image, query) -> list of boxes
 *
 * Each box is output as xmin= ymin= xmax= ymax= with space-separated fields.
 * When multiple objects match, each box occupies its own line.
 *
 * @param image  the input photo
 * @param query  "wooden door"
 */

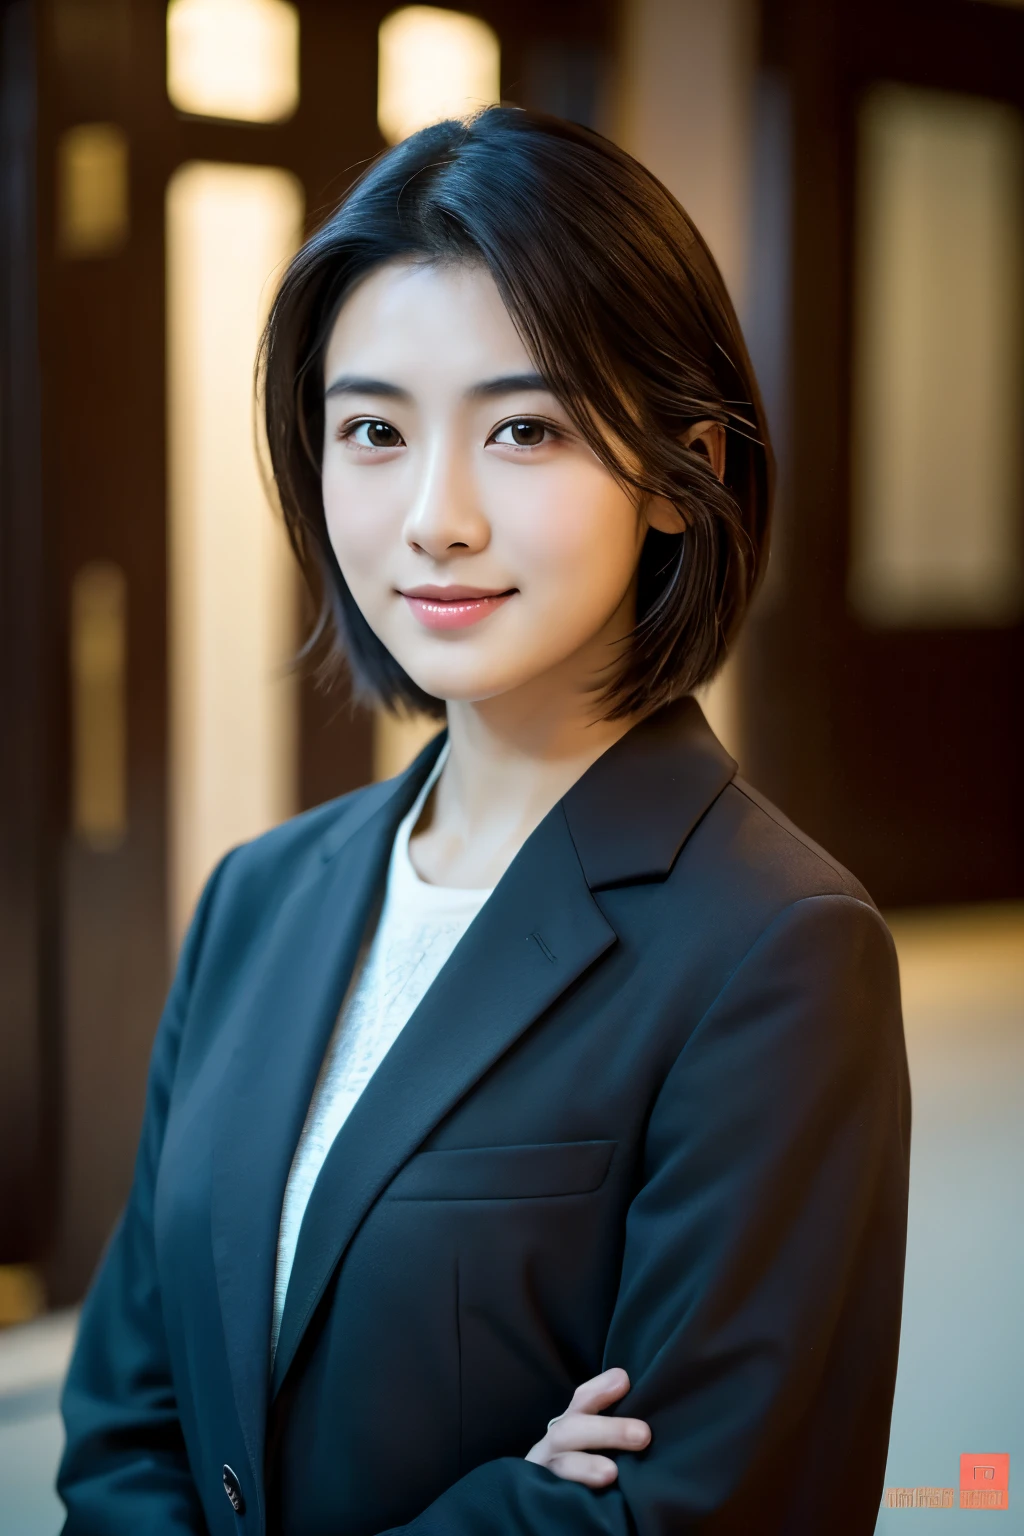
xmin=743 ymin=0 xmax=1024 ymax=908
xmin=0 ymin=0 xmax=59 ymax=1281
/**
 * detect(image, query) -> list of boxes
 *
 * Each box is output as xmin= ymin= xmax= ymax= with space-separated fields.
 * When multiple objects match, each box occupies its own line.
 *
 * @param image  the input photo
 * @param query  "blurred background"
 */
xmin=0 ymin=0 xmax=1021 ymax=1529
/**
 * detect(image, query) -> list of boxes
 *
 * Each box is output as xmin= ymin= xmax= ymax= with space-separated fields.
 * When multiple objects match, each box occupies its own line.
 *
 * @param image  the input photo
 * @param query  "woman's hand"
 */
xmin=525 ymin=1368 xmax=651 ymax=1487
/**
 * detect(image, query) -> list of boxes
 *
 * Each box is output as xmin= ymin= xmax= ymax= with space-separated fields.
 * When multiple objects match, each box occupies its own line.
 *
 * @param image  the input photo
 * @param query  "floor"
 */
xmin=0 ymin=1310 xmax=76 ymax=1536
xmin=1 ymin=905 xmax=1021 ymax=1535
xmin=876 ymin=905 xmax=1024 ymax=1530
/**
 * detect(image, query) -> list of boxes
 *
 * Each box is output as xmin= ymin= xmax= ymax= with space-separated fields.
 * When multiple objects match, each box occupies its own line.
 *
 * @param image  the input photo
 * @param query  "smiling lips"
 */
xmin=400 ymin=585 xmax=516 ymax=630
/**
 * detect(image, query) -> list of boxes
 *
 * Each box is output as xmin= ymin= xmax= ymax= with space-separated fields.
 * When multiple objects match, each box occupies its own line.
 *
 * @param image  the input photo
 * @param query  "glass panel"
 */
xmin=57 ymin=123 xmax=129 ymax=258
xmin=378 ymin=5 xmax=500 ymax=145
xmin=850 ymin=84 xmax=1024 ymax=627
xmin=71 ymin=561 xmax=127 ymax=848
xmin=166 ymin=0 xmax=299 ymax=124
xmin=166 ymin=162 xmax=303 ymax=946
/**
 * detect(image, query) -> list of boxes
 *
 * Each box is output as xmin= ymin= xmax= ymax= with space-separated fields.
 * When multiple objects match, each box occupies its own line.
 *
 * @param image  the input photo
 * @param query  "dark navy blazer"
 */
xmin=59 ymin=697 xmax=910 ymax=1535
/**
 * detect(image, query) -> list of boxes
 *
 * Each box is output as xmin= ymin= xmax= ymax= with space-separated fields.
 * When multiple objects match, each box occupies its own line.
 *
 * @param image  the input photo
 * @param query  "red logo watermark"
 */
xmin=881 ymin=1453 xmax=1010 ymax=1512
xmin=960 ymin=1453 xmax=1010 ymax=1511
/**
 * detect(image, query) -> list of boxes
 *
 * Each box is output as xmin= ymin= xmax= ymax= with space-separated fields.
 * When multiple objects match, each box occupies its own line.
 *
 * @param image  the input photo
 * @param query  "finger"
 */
xmin=548 ymin=1414 xmax=651 ymax=1455
xmin=547 ymin=1451 xmax=619 ymax=1487
xmin=568 ymin=1368 xmax=631 ymax=1416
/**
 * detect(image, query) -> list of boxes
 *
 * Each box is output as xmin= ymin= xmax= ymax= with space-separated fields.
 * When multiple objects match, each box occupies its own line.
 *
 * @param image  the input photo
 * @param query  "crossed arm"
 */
xmin=377 ymin=895 xmax=910 ymax=1534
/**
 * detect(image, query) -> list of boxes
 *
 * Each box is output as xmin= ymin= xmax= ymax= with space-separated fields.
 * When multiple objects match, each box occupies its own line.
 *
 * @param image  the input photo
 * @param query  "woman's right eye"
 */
xmin=344 ymin=419 xmax=404 ymax=449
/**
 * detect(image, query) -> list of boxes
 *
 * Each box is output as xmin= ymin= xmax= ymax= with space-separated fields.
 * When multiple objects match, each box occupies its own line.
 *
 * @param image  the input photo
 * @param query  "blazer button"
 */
xmin=222 ymin=1464 xmax=245 ymax=1515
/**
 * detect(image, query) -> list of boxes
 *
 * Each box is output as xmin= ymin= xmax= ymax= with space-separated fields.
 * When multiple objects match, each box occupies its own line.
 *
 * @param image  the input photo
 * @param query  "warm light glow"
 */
xmin=378 ymin=5 xmax=500 ymax=145
xmin=851 ymin=85 xmax=1024 ymax=626
xmin=166 ymin=161 xmax=303 ymax=946
xmin=57 ymin=123 xmax=129 ymax=258
xmin=167 ymin=0 xmax=299 ymax=124
xmin=71 ymin=561 xmax=127 ymax=848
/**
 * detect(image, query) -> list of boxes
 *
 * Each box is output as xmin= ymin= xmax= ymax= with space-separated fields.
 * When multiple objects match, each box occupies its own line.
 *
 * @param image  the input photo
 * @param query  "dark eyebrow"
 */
xmin=467 ymin=372 xmax=551 ymax=399
xmin=323 ymin=371 xmax=553 ymax=403
xmin=324 ymin=375 xmax=412 ymax=401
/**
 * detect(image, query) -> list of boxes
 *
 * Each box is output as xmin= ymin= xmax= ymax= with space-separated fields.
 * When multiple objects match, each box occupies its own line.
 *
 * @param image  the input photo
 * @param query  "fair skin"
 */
xmin=321 ymin=258 xmax=724 ymax=1486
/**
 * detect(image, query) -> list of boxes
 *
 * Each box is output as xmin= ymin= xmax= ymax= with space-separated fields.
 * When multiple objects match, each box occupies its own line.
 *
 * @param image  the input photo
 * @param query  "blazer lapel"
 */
xmin=210 ymin=745 xmax=444 ymax=1496
xmin=215 ymin=693 xmax=735 ymax=1469
xmin=562 ymin=694 xmax=736 ymax=889
xmin=270 ymin=798 xmax=616 ymax=1398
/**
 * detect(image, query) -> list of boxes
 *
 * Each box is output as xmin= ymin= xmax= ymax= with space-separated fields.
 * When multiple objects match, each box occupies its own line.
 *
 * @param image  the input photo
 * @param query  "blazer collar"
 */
xmin=269 ymin=793 xmax=616 ymax=1400
xmin=319 ymin=729 xmax=447 ymax=862
xmin=268 ymin=695 xmax=735 ymax=1399
xmin=317 ymin=693 xmax=735 ymax=888
xmin=562 ymin=693 xmax=737 ymax=889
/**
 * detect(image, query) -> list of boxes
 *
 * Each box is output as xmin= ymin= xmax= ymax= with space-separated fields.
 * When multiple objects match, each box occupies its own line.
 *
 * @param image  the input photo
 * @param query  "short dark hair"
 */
xmin=261 ymin=106 xmax=773 ymax=720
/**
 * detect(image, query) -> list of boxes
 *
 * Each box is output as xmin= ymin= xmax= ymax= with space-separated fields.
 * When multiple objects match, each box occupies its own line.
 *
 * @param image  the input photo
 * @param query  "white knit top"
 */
xmin=270 ymin=748 xmax=492 ymax=1361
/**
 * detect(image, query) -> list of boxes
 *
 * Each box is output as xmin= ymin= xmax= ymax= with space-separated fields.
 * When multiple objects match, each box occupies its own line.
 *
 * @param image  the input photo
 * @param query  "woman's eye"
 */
xmin=492 ymin=419 xmax=552 ymax=449
xmin=346 ymin=420 xmax=404 ymax=449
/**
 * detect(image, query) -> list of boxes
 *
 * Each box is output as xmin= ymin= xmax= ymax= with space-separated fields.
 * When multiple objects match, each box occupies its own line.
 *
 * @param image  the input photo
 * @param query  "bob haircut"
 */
xmin=261 ymin=106 xmax=773 ymax=721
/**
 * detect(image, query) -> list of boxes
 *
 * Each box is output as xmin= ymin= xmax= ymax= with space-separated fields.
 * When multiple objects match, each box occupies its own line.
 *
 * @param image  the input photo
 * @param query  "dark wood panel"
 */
xmin=25 ymin=0 xmax=618 ymax=1301
xmin=0 ymin=0 xmax=60 ymax=1265
xmin=39 ymin=0 xmax=170 ymax=1302
xmin=744 ymin=0 xmax=1024 ymax=907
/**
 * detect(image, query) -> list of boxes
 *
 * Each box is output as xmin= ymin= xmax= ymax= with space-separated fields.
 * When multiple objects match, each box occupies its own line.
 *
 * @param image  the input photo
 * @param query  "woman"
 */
xmin=59 ymin=109 xmax=910 ymax=1535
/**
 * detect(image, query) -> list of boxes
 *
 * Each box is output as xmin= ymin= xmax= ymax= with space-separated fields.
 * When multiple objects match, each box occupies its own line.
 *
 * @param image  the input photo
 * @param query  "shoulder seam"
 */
xmin=729 ymin=779 xmax=865 ymax=894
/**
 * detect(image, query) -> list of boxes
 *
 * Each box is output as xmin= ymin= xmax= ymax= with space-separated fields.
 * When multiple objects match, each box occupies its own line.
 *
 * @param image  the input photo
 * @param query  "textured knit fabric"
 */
xmin=270 ymin=746 xmax=492 ymax=1359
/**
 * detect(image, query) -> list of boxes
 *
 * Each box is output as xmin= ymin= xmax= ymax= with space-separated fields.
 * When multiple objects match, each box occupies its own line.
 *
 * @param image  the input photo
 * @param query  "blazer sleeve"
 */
xmin=57 ymin=853 xmax=234 ymax=1535
xmin=381 ymin=893 xmax=911 ymax=1536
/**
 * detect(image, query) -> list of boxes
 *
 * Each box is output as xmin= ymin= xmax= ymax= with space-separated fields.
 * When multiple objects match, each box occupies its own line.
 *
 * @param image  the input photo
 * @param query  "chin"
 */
xmin=402 ymin=676 xmax=518 ymax=707
xmin=396 ymin=657 xmax=537 ymax=707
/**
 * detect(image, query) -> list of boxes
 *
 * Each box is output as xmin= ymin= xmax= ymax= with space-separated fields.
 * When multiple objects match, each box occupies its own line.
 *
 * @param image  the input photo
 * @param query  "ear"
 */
xmin=642 ymin=420 xmax=727 ymax=535
xmin=682 ymin=419 xmax=727 ymax=481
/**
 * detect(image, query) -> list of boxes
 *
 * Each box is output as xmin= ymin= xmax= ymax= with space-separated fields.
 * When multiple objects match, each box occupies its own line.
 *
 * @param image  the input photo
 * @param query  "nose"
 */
xmin=403 ymin=435 xmax=489 ymax=560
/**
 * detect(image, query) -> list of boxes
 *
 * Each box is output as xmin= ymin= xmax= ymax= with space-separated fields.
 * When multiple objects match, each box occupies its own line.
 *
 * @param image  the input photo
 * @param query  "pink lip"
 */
xmin=400 ymin=586 xmax=516 ymax=631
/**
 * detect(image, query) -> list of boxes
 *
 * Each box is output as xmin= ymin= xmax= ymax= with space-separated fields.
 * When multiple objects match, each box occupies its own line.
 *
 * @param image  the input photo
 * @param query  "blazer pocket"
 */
xmin=389 ymin=1140 xmax=616 ymax=1202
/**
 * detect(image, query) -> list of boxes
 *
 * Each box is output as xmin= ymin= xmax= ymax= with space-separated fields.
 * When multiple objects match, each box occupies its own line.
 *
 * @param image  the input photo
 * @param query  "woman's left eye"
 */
xmin=491 ymin=419 xmax=555 ymax=449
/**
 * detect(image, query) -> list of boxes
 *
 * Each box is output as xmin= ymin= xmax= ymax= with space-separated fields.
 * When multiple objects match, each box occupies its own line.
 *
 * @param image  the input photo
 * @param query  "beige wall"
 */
xmin=616 ymin=0 xmax=758 ymax=759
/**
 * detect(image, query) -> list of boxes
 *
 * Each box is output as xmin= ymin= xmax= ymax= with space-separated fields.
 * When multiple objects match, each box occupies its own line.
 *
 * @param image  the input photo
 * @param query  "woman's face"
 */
xmin=321 ymin=259 xmax=652 ymax=710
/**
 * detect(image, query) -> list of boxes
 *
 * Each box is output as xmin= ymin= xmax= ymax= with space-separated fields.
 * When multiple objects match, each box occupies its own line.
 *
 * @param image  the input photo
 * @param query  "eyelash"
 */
xmin=339 ymin=419 xmax=404 ymax=450
xmin=337 ymin=416 xmax=564 ymax=452
xmin=490 ymin=417 xmax=564 ymax=451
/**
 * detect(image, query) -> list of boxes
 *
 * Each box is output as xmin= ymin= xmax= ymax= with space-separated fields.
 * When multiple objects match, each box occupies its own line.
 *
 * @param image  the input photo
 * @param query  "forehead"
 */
xmin=323 ymin=259 xmax=533 ymax=383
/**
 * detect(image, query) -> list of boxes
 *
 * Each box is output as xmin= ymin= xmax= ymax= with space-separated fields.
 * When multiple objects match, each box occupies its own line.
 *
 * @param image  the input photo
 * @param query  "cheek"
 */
xmin=496 ymin=465 xmax=641 ymax=601
xmin=322 ymin=463 xmax=398 ymax=579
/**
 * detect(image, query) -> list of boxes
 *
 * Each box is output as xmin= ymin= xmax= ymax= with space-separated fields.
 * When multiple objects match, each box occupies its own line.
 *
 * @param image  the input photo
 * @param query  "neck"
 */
xmin=410 ymin=662 xmax=639 ymax=890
